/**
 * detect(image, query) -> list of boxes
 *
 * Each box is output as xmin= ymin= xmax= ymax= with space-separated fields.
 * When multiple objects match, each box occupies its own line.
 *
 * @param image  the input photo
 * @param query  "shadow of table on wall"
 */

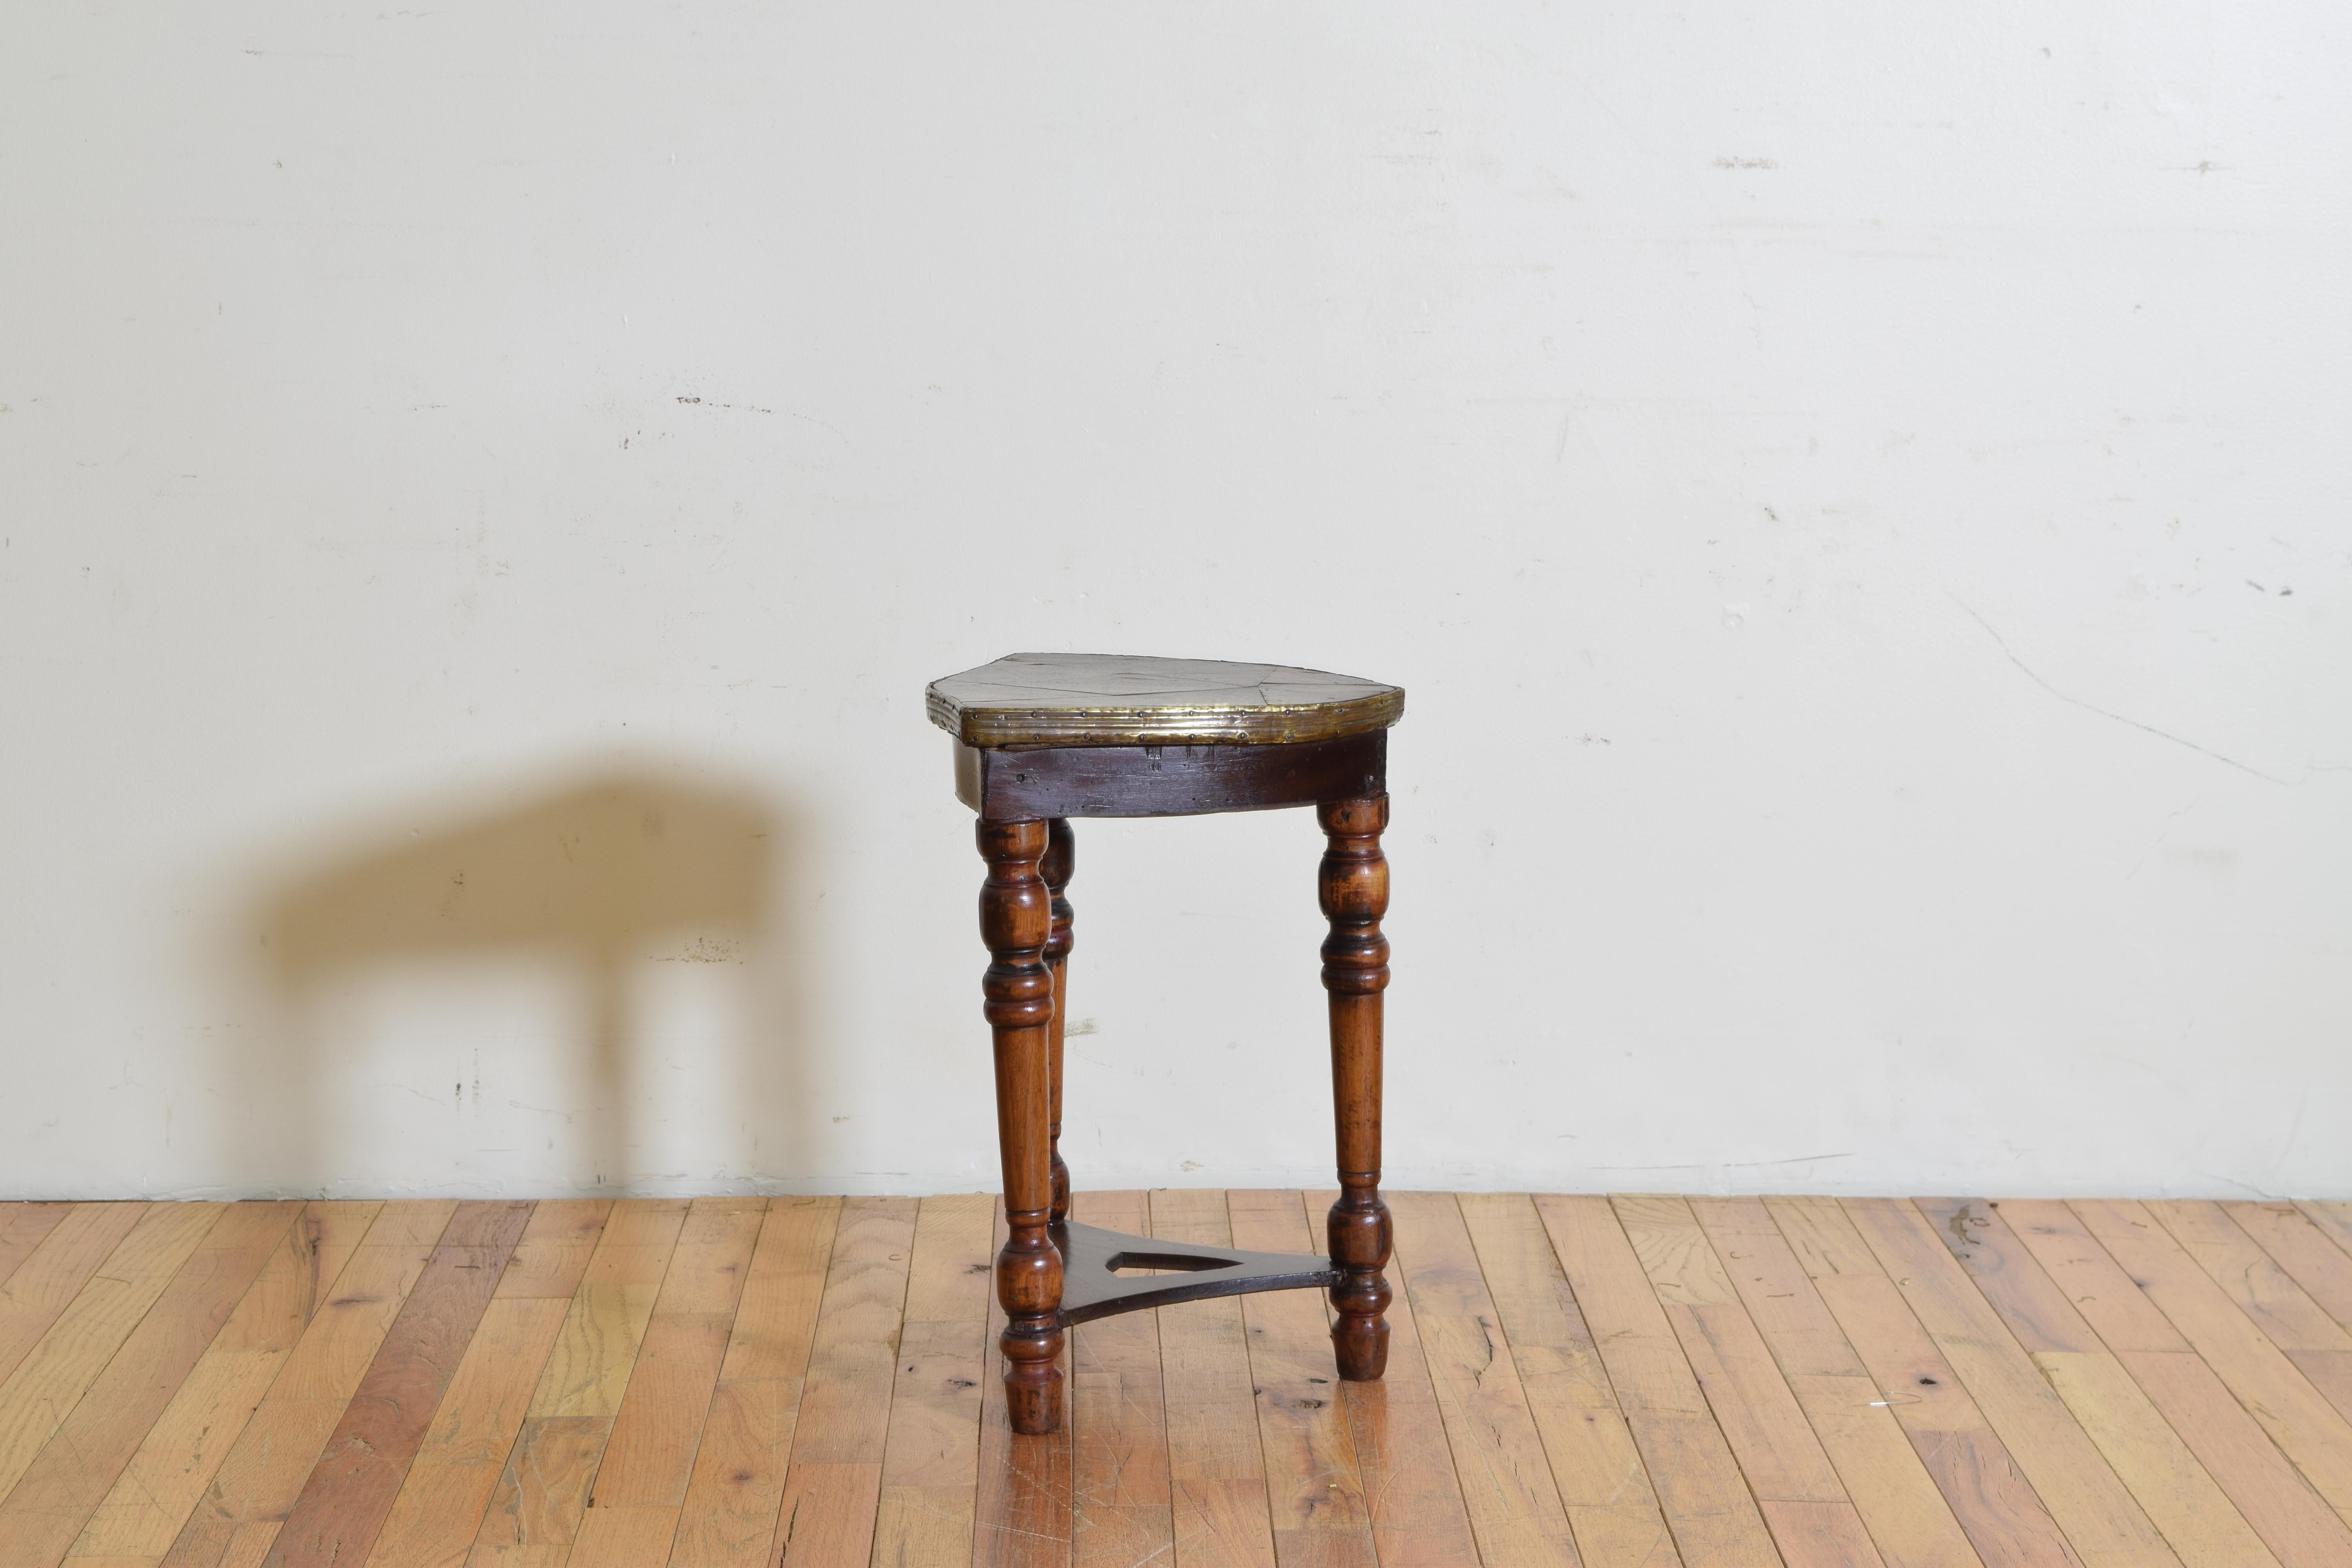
xmin=229 ymin=769 xmax=812 ymax=1194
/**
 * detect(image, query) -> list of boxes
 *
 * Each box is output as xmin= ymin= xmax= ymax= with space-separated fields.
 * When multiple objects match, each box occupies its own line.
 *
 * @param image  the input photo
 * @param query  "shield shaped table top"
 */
xmin=926 ymin=651 xmax=1404 ymax=748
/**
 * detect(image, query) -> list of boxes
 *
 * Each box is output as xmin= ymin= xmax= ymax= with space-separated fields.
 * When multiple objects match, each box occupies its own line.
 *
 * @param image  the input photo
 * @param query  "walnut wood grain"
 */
xmin=978 ymin=820 xmax=1065 ymax=1436
xmin=1319 ymin=794 xmax=1393 ymax=1381
xmin=975 ymin=1198 xmax=1073 ymax=1567
xmin=1042 ymin=817 xmax=1075 ymax=1226
xmin=941 ymin=655 xmax=1403 ymax=1417
xmin=955 ymin=732 xmax=1385 ymax=822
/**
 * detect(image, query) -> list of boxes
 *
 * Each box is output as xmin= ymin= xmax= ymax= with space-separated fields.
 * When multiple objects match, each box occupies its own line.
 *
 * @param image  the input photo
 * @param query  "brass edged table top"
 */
xmin=926 ymin=652 xmax=1405 ymax=748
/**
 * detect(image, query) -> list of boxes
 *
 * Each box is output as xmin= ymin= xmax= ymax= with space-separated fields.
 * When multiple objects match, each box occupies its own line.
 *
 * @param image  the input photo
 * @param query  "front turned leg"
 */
xmin=1319 ymin=794 xmax=1393 ymax=1381
xmin=978 ymin=818 xmax=1065 ymax=1434
xmin=1041 ymin=818 xmax=1076 ymax=1225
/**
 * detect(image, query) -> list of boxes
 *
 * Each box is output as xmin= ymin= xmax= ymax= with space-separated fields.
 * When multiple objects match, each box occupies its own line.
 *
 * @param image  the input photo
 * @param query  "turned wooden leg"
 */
xmin=978 ymin=818 xmax=1065 ymax=1434
xmin=1042 ymin=818 xmax=1075 ymax=1225
xmin=1319 ymin=794 xmax=1392 ymax=1381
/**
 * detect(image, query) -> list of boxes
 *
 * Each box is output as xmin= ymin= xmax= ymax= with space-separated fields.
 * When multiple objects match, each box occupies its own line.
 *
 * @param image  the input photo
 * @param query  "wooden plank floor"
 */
xmin=4 ymin=1195 xmax=2351 ymax=1566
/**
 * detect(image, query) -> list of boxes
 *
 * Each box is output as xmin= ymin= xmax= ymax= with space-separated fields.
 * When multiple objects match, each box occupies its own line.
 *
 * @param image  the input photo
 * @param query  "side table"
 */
xmin=927 ymin=652 xmax=1405 ymax=1436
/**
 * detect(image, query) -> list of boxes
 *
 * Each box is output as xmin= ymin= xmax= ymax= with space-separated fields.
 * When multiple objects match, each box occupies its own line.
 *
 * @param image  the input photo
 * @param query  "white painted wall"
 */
xmin=4 ymin=2 xmax=2347 ymax=1203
